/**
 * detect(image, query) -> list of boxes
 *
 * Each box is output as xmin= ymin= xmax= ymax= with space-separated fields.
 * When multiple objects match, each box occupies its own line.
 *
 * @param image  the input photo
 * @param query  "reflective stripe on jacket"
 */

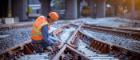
xmin=31 ymin=16 xmax=48 ymax=40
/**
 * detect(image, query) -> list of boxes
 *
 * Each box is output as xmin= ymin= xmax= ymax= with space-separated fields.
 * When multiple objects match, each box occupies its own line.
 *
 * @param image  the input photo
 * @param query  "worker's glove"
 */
xmin=47 ymin=45 xmax=59 ymax=52
xmin=49 ymin=41 xmax=63 ymax=52
xmin=53 ymin=28 xmax=62 ymax=35
xmin=46 ymin=46 xmax=53 ymax=52
xmin=54 ymin=41 xmax=63 ymax=49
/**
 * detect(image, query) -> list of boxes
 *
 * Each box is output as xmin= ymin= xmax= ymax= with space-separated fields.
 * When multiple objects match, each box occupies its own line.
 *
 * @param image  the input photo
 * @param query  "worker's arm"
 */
xmin=41 ymin=25 xmax=54 ymax=46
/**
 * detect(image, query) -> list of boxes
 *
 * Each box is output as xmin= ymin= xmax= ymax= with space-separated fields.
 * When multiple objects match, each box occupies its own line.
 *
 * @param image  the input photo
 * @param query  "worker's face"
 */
xmin=47 ymin=18 xmax=55 ymax=25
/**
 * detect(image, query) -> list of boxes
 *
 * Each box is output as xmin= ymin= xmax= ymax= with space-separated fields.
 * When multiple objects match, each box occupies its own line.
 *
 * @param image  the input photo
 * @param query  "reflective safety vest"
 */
xmin=31 ymin=16 xmax=49 ymax=40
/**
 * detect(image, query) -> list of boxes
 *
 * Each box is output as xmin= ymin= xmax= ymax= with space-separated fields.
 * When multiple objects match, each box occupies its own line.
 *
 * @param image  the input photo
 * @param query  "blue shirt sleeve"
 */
xmin=41 ymin=25 xmax=54 ymax=46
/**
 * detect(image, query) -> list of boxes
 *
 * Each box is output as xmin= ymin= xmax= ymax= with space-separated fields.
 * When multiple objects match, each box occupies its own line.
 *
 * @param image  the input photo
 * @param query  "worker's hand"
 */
xmin=47 ymin=46 xmax=53 ymax=52
xmin=55 ymin=41 xmax=64 ymax=49
xmin=53 ymin=28 xmax=62 ymax=35
xmin=47 ymin=45 xmax=60 ymax=52
xmin=49 ymin=41 xmax=63 ymax=52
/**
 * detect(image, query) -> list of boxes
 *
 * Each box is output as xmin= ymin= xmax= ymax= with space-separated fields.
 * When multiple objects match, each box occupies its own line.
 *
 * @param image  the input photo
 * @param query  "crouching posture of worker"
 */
xmin=31 ymin=12 xmax=61 ymax=53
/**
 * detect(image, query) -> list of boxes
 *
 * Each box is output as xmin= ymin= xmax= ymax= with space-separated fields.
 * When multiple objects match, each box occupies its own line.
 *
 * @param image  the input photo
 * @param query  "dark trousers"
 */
xmin=31 ymin=37 xmax=58 ymax=53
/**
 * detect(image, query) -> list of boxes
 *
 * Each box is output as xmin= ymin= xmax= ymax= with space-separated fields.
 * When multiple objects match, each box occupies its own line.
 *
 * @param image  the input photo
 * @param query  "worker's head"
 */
xmin=47 ymin=11 xmax=59 ymax=24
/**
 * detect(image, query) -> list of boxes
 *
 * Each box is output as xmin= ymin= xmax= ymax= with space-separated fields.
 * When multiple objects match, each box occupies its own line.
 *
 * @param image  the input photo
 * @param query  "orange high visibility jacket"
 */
xmin=31 ymin=16 xmax=49 ymax=40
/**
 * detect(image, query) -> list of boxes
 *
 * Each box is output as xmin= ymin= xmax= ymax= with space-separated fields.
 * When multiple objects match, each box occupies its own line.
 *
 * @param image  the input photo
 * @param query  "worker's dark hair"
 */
xmin=47 ymin=16 xmax=50 ymax=18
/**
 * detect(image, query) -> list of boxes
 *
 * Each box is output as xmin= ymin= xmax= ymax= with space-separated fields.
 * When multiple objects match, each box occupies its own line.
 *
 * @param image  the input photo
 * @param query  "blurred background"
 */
xmin=0 ymin=0 xmax=140 ymax=22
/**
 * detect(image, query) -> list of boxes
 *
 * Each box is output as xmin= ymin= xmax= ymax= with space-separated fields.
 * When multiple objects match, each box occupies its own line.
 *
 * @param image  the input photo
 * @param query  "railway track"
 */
xmin=0 ymin=22 xmax=33 ymax=31
xmin=0 ymin=23 xmax=32 ymax=54
xmin=0 ymin=22 xmax=33 ymax=60
xmin=0 ymin=21 xmax=140 ymax=60
xmin=81 ymin=24 xmax=140 ymax=53
xmin=51 ymin=24 xmax=119 ymax=60
xmin=52 ymin=23 xmax=140 ymax=60
xmin=77 ymin=30 xmax=140 ymax=60
xmin=0 ymin=22 xmax=79 ymax=60
xmin=83 ymin=24 xmax=140 ymax=40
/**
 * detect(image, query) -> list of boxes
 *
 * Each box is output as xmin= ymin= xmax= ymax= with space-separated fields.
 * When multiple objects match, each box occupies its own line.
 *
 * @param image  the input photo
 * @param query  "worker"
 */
xmin=31 ymin=11 xmax=61 ymax=52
